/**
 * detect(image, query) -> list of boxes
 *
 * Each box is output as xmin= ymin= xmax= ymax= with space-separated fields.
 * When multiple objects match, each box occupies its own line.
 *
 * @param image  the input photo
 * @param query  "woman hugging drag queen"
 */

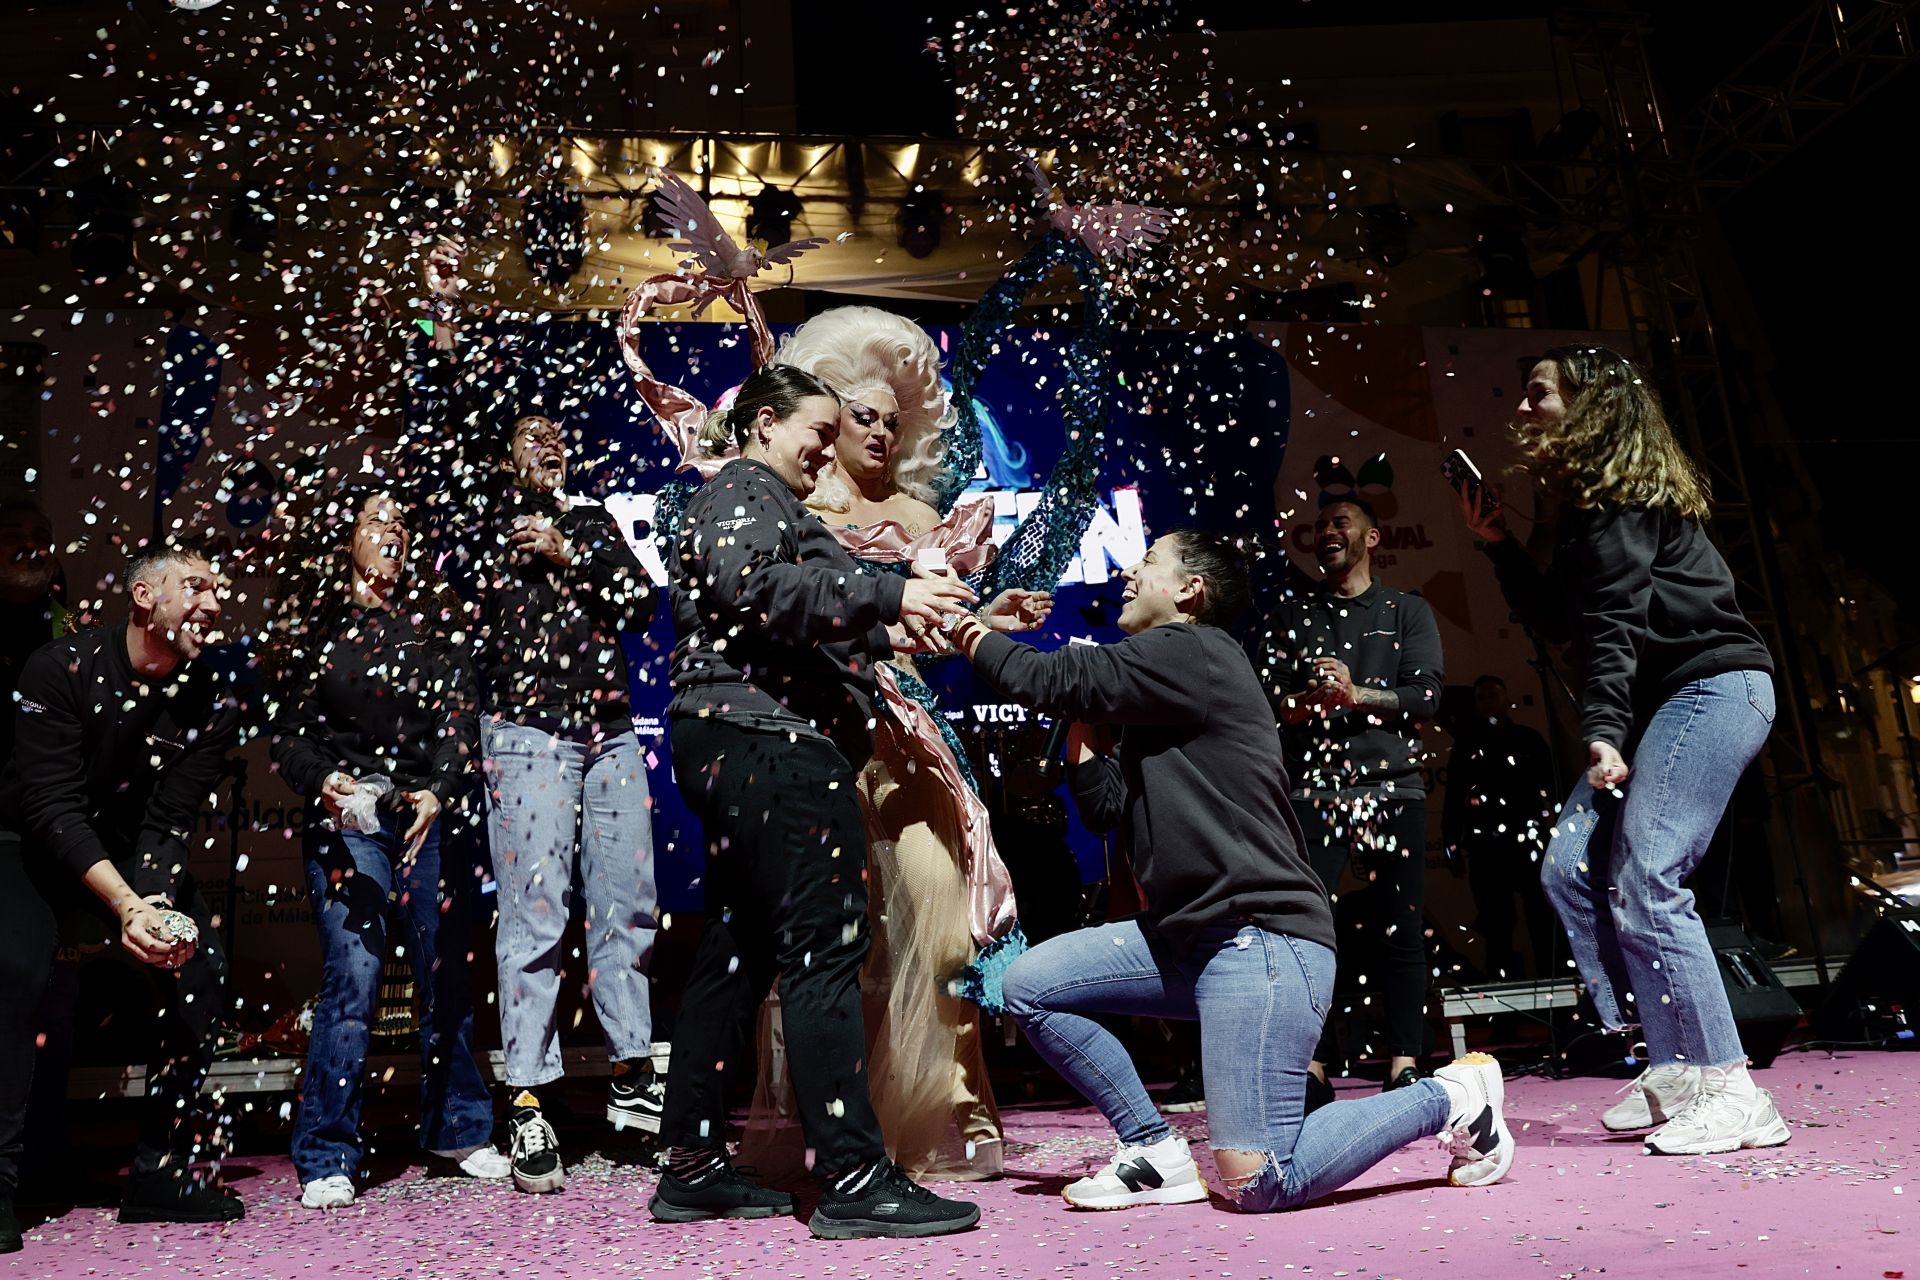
xmin=740 ymin=306 xmax=1048 ymax=1182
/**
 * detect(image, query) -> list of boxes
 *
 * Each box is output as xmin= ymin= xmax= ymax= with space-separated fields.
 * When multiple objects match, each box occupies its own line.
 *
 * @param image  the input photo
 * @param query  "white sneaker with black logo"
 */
xmin=1433 ymin=1052 xmax=1515 ymax=1188
xmin=1063 ymin=1134 xmax=1209 ymax=1210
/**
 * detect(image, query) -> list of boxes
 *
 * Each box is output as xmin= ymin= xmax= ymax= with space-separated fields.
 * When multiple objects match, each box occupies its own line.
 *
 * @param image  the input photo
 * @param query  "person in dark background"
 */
xmin=265 ymin=483 xmax=506 ymax=1210
xmin=0 ymin=541 xmax=243 ymax=1254
xmin=0 ymin=497 xmax=67 ymax=769
xmin=1443 ymin=675 xmax=1562 ymax=980
xmin=1260 ymin=498 xmax=1445 ymax=1103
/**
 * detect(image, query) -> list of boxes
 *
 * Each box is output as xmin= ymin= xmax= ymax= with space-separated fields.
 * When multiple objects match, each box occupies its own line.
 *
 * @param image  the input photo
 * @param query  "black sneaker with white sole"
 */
xmin=649 ymin=1159 xmax=794 ymax=1222
xmin=609 ymin=1068 xmax=666 ymax=1135
xmin=1155 ymin=1060 xmax=1206 ymax=1114
xmin=507 ymin=1099 xmax=566 ymax=1194
xmin=808 ymin=1159 xmax=980 ymax=1240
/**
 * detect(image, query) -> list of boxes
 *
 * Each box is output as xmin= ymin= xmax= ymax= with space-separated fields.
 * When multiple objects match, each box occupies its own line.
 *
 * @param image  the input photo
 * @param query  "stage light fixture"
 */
xmin=69 ymin=178 xmax=138 ymax=281
xmin=747 ymin=184 xmax=801 ymax=248
xmin=898 ymin=187 xmax=943 ymax=259
xmin=521 ymin=181 xmax=586 ymax=287
xmin=231 ymin=184 xmax=278 ymax=253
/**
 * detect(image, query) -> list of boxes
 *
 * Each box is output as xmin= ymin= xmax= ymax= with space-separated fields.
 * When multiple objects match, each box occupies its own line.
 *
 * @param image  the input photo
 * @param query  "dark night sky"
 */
xmin=793 ymin=1 xmax=1918 ymax=617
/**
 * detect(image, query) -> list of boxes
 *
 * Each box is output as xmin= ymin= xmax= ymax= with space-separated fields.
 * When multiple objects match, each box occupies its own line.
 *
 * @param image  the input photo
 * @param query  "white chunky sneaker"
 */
xmin=1433 ymin=1052 xmax=1515 ymax=1188
xmin=432 ymin=1144 xmax=512 ymax=1179
xmin=1644 ymin=1066 xmax=1790 ymax=1156
xmin=1063 ymin=1134 xmax=1209 ymax=1210
xmin=1603 ymin=1064 xmax=1702 ymax=1132
xmin=300 ymin=1175 xmax=355 ymax=1209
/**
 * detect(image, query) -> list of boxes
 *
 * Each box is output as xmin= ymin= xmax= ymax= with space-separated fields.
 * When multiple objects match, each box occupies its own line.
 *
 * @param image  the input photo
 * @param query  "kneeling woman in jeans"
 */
xmin=942 ymin=530 xmax=1515 ymax=1211
xmin=268 ymin=485 xmax=507 ymax=1209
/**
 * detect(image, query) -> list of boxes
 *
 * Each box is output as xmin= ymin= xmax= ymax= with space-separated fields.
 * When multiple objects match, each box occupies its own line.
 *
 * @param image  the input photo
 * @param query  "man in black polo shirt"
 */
xmin=0 ymin=542 xmax=244 ymax=1252
xmin=1260 ymin=498 xmax=1444 ymax=1105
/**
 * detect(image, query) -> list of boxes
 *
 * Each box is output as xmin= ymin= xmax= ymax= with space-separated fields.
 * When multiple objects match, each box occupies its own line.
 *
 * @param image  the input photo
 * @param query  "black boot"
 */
xmin=119 ymin=1164 xmax=244 ymax=1225
xmin=1 ymin=1195 xmax=21 ymax=1254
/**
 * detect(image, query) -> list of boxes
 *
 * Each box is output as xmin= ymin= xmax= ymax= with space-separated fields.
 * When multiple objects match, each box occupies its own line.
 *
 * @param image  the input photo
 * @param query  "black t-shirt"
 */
xmin=1257 ymin=580 xmax=1445 ymax=797
xmin=974 ymin=623 xmax=1335 ymax=952
xmin=1442 ymin=718 xmax=1561 ymax=853
xmin=0 ymin=593 xmax=65 ymax=771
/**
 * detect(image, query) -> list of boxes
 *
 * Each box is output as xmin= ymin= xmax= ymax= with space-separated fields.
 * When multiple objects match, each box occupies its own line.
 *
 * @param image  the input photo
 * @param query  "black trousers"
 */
xmin=662 ymin=716 xmax=886 ymax=1177
xmin=0 ymin=833 xmax=230 ymax=1195
xmin=1465 ymin=837 xmax=1559 ymax=979
xmin=1293 ymin=794 xmax=1429 ymax=1061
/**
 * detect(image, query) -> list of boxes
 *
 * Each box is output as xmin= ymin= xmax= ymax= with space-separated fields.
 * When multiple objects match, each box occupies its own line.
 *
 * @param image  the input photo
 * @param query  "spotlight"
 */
xmin=69 ymin=177 xmax=138 ymax=281
xmin=231 ymin=183 xmax=278 ymax=253
xmin=898 ymin=187 xmax=943 ymax=259
xmin=521 ymin=181 xmax=585 ymax=287
xmin=746 ymin=184 xmax=801 ymax=248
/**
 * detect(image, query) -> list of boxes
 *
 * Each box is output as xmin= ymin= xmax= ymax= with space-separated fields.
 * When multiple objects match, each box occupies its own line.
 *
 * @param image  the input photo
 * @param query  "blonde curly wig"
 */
xmin=775 ymin=306 xmax=956 ymax=513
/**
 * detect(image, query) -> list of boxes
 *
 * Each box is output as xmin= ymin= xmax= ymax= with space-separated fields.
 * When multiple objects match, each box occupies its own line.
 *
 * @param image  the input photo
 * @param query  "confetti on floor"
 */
xmin=10 ymin=1050 xmax=1912 ymax=1278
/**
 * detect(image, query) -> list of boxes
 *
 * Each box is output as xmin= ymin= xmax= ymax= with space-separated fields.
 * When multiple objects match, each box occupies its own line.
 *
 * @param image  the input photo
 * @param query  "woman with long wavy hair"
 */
xmin=1457 ymin=345 xmax=1788 ymax=1156
xmin=265 ymin=482 xmax=506 ymax=1208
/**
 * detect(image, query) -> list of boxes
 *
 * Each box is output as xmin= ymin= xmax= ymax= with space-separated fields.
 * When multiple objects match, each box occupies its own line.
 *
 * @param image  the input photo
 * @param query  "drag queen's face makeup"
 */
xmin=833 ymin=390 xmax=903 ymax=489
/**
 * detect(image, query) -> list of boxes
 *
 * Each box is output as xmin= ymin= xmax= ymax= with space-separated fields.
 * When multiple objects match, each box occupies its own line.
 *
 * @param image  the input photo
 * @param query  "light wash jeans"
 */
xmin=1541 ymin=669 xmax=1775 ymax=1068
xmin=1003 ymin=920 xmax=1449 ymax=1212
xmin=294 ymin=815 xmax=493 ymax=1182
xmin=483 ymin=717 xmax=657 ymax=1087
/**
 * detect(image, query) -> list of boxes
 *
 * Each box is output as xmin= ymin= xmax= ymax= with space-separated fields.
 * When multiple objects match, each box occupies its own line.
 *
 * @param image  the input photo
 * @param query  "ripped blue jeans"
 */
xmin=1003 ymin=920 xmax=1448 ymax=1212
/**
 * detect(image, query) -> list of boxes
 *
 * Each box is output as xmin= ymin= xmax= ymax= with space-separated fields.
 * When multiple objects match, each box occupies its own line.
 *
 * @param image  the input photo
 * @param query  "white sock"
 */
xmin=1714 ymin=1062 xmax=1759 ymax=1097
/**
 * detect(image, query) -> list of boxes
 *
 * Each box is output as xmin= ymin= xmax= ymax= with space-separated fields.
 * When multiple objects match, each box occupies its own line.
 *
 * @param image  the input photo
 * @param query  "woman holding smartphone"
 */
xmin=1454 ymin=344 xmax=1787 ymax=1156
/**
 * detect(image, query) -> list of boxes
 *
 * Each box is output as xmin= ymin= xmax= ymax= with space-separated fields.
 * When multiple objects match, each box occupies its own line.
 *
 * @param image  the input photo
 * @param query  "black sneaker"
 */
xmin=608 ymin=1066 xmax=666 ymax=1135
xmin=649 ymin=1158 xmax=793 ymax=1222
xmin=1306 ymin=1070 xmax=1336 ymax=1115
xmin=1 ymin=1196 xmax=20 ymax=1254
xmin=1383 ymin=1065 xmax=1424 ymax=1092
xmin=507 ymin=1097 xmax=566 ymax=1194
xmin=809 ymin=1159 xmax=980 ymax=1240
xmin=118 ymin=1167 xmax=245 ymax=1224
xmin=1156 ymin=1060 xmax=1206 ymax=1114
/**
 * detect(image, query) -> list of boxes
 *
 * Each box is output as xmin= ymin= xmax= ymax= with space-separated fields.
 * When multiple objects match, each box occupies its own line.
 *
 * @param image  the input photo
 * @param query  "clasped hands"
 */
xmin=893 ymin=561 xmax=1054 ymax=654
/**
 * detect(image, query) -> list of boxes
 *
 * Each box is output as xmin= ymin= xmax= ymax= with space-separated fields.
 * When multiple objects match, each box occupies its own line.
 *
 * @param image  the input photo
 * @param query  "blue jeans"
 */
xmin=1003 ymin=920 xmax=1449 ymax=1212
xmin=293 ymin=815 xmax=494 ymax=1182
xmin=483 ymin=718 xmax=657 ymax=1087
xmin=1541 ymin=670 xmax=1775 ymax=1068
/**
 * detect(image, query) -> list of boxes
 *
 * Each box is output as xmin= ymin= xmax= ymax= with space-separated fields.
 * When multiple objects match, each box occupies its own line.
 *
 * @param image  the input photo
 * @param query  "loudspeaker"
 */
xmin=1707 ymin=923 xmax=1803 ymax=1068
xmin=1814 ymin=902 xmax=1920 ymax=1046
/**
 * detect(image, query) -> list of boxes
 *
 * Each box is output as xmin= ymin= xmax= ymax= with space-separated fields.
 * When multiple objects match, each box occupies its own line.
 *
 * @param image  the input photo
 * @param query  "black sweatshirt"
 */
xmin=1257 ymin=580 xmax=1444 ymax=797
xmin=475 ymin=488 xmax=655 ymax=730
xmin=1483 ymin=503 xmax=1773 ymax=750
xmin=0 ymin=625 xmax=241 ymax=900
xmin=973 ymin=624 xmax=1336 ymax=951
xmin=269 ymin=605 xmax=479 ymax=807
xmin=668 ymin=458 xmax=903 ymax=755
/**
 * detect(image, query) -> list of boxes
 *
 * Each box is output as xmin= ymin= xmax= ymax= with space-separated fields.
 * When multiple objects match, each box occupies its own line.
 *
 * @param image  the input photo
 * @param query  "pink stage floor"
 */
xmin=10 ymin=1050 xmax=1914 ymax=1279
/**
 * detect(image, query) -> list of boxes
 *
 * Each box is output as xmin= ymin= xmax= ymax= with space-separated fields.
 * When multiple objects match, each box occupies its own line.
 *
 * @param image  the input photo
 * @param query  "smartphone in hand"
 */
xmin=1441 ymin=448 xmax=1497 ymax=520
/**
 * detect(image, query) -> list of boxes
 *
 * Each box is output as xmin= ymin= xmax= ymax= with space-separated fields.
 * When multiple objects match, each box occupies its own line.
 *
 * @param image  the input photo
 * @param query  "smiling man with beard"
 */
xmin=0 ymin=541 xmax=245 ymax=1252
xmin=1259 ymin=498 xmax=1445 ymax=1106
